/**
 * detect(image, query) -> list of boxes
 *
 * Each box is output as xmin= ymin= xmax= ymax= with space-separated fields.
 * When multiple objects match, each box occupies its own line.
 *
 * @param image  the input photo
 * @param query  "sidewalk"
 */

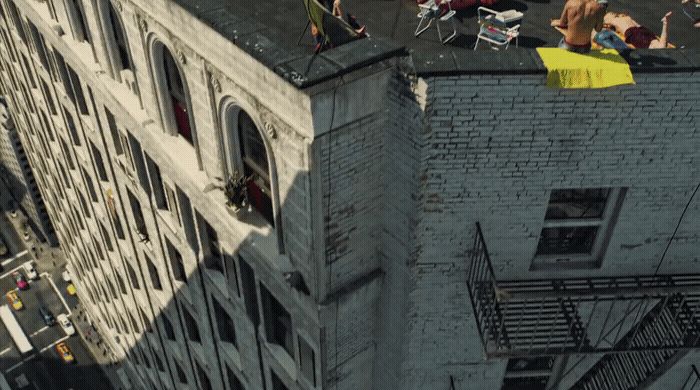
xmin=71 ymin=302 xmax=129 ymax=390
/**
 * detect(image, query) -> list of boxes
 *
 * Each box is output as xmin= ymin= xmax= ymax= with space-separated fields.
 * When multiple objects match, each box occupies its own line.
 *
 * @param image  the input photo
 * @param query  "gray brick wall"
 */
xmin=401 ymin=71 xmax=700 ymax=389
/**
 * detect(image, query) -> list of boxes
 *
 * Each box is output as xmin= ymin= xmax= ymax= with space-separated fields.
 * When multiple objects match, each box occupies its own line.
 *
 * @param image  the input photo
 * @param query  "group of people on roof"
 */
xmin=551 ymin=0 xmax=700 ymax=53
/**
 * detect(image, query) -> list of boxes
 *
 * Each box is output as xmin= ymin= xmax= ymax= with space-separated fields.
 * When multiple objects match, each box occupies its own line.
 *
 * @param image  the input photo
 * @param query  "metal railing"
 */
xmin=466 ymin=223 xmax=700 ymax=359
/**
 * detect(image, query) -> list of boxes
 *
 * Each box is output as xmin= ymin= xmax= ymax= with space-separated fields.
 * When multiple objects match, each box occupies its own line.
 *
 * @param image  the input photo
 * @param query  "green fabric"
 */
xmin=303 ymin=0 xmax=360 ymax=46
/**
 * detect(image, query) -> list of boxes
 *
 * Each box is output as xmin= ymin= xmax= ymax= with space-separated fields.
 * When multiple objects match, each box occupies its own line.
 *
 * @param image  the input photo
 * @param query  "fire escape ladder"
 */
xmin=571 ymin=294 xmax=700 ymax=390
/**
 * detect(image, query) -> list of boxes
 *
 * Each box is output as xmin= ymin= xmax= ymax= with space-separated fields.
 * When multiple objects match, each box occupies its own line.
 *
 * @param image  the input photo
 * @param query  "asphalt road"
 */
xmin=0 ymin=195 xmax=113 ymax=390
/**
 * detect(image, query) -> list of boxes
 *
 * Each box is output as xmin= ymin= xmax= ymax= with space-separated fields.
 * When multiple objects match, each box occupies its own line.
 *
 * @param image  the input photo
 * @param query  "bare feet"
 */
xmin=662 ymin=11 xmax=672 ymax=24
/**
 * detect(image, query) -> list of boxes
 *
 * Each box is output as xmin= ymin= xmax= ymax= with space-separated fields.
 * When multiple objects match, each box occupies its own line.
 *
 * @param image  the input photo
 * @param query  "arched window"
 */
xmin=160 ymin=47 xmax=192 ymax=144
xmin=221 ymin=104 xmax=275 ymax=227
xmin=68 ymin=0 xmax=91 ymax=44
xmin=107 ymin=1 xmax=130 ymax=71
xmin=238 ymin=111 xmax=273 ymax=226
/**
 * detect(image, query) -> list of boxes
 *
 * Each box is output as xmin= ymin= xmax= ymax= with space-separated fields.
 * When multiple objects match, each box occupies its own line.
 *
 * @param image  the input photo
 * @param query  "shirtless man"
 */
xmin=604 ymin=11 xmax=673 ymax=48
xmin=551 ymin=0 xmax=608 ymax=53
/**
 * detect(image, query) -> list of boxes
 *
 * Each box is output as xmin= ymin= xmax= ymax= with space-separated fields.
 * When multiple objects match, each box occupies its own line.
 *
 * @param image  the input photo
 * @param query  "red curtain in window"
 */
xmin=172 ymin=97 xmax=192 ymax=143
xmin=246 ymin=179 xmax=274 ymax=226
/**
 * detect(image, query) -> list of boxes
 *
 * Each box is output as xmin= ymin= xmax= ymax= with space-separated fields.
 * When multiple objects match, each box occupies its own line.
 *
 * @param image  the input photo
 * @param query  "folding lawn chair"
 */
xmin=473 ymin=7 xmax=522 ymax=50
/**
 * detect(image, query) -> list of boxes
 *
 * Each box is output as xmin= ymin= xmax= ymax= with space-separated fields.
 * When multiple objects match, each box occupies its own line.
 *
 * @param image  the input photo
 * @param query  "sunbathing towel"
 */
xmin=536 ymin=48 xmax=635 ymax=89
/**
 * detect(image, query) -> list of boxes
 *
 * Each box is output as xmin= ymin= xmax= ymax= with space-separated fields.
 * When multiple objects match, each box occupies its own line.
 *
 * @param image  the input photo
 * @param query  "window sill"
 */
xmin=530 ymin=254 xmax=601 ymax=271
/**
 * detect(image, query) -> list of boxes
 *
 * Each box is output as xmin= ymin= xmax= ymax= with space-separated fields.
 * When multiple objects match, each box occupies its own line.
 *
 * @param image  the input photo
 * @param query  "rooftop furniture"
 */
xmin=473 ymin=7 xmax=522 ymax=50
xmin=415 ymin=0 xmax=458 ymax=44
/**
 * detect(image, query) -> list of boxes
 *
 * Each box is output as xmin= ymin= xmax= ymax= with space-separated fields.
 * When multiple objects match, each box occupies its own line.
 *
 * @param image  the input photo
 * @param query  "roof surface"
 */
xmin=175 ymin=0 xmax=700 ymax=87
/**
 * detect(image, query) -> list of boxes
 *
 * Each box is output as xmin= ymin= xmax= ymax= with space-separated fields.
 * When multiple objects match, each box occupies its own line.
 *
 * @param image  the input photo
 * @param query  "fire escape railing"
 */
xmin=466 ymin=223 xmax=700 ymax=359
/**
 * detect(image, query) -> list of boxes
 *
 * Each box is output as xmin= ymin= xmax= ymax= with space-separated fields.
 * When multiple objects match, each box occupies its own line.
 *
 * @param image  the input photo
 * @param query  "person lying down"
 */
xmin=603 ymin=11 xmax=673 ymax=49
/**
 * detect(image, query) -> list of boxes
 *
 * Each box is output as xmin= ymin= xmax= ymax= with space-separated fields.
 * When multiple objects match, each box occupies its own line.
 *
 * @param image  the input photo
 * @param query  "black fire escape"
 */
xmin=467 ymin=223 xmax=700 ymax=390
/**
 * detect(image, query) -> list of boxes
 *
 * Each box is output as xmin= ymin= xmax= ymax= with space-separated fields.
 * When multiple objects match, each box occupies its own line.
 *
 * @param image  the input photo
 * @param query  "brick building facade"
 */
xmin=0 ymin=0 xmax=698 ymax=389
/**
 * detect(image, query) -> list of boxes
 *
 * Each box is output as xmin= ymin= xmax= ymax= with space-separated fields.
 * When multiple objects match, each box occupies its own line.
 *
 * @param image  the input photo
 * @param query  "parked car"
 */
xmin=55 ymin=342 xmax=74 ymax=363
xmin=62 ymin=270 xmax=72 ymax=283
xmin=39 ymin=306 xmax=55 ymax=326
xmin=66 ymin=283 xmax=77 ymax=296
xmin=22 ymin=261 xmax=38 ymax=280
xmin=6 ymin=290 xmax=23 ymax=311
xmin=12 ymin=272 xmax=29 ymax=290
xmin=57 ymin=314 xmax=75 ymax=336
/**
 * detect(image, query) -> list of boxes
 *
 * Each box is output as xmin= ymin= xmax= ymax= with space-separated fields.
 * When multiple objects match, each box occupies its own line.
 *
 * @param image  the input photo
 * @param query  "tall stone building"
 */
xmin=0 ymin=0 xmax=698 ymax=389
xmin=0 ymin=95 xmax=56 ymax=245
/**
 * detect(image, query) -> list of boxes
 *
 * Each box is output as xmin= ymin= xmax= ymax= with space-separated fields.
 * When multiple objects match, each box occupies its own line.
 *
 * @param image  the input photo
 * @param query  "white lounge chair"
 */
xmin=474 ymin=7 xmax=523 ymax=50
xmin=415 ymin=0 xmax=458 ymax=44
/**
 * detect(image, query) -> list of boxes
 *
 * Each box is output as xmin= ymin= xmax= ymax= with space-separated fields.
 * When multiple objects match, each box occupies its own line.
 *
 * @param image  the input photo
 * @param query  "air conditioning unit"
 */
xmin=120 ymin=70 xmax=138 ymax=94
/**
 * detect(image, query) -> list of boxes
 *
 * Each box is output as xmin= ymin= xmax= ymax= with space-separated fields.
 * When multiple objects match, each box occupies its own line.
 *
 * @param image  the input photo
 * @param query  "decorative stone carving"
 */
xmin=210 ymin=75 xmax=221 ymax=93
xmin=138 ymin=17 xmax=148 ymax=32
xmin=265 ymin=122 xmax=277 ymax=139
xmin=176 ymin=49 xmax=187 ymax=65
xmin=114 ymin=1 xmax=123 ymax=12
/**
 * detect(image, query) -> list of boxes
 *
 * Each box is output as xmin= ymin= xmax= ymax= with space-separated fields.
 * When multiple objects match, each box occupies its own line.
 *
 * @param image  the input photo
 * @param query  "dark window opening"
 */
xmin=213 ymin=297 xmax=237 ymax=346
xmin=184 ymin=308 xmax=201 ymax=342
xmin=537 ymin=226 xmax=598 ymax=255
xmin=69 ymin=0 xmax=91 ymax=44
xmin=240 ymin=256 xmax=259 ymax=327
xmin=175 ymin=361 xmax=188 ymax=384
xmin=146 ymin=255 xmax=162 ymax=290
xmin=108 ymin=2 xmax=131 ymax=71
xmin=128 ymin=191 xmax=149 ymax=242
xmin=299 ymin=337 xmax=316 ymax=386
xmin=261 ymin=284 xmax=293 ymax=356
xmin=162 ymin=314 xmax=176 ymax=341
xmin=271 ymin=371 xmax=289 ymax=390
xmin=166 ymin=239 xmax=186 ymax=283
xmin=227 ymin=366 xmax=245 ymax=390
xmin=238 ymin=111 xmax=273 ymax=226
xmin=545 ymin=189 xmax=610 ymax=220
xmin=126 ymin=261 xmax=140 ymax=289
xmin=196 ymin=362 xmax=212 ymax=390
xmin=162 ymin=48 xmax=192 ymax=144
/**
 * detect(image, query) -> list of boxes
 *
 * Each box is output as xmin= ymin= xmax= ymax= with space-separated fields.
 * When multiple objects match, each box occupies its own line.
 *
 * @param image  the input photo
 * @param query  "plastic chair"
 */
xmin=474 ymin=7 xmax=523 ymax=50
xmin=415 ymin=0 xmax=458 ymax=44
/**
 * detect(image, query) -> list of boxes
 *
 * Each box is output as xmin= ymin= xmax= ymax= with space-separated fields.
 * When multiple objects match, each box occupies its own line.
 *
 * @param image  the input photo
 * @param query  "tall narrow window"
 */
xmin=146 ymin=254 xmax=162 ymax=290
xmin=166 ymin=239 xmax=186 ymax=283
xmin=183 ymin=308 xmax=201 ymax=342
xmin=299 ymin=337 xmax=316 ymax=386
xmin=227 ymin=366 xmax=245 ymax=390
xmin=162 ymin=313 xmax=176 ymax=341
xmin=261 ymin=284 xmax=293 ymax=356
xmin=108 ymin=2 xmax=131 ymax=71
xmin=175 ymin=360 xmax=188 ymax=384
xmin=69 ymin=0 xmax=91 ymax=44
xmin=271 ymin=372 xmax=289 ymax=390
xmin=238 ymin=111 xmax=273 ymax=225
xmin=162 ymin=48 xmax=192 ymax=143
xmin=212 ymin=297 xmax=237 ymax=346
xmin=196 ymin=362 xmax=212 ymax=390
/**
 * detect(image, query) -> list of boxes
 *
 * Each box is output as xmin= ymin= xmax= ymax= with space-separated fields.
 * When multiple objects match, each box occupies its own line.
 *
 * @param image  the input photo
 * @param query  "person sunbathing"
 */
xmin=603 ymin=11 xmax=673 ymax=48
xmin=551 ymin=0 xmax=608 ymax=53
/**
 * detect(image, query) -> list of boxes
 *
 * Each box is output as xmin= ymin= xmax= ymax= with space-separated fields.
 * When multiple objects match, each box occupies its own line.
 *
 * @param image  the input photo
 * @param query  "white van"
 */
xmin=22 ymin=261 xmax=38 ymax=280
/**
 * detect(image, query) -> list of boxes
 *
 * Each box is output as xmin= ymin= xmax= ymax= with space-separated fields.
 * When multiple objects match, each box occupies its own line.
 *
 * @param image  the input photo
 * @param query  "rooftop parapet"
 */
xmin=174 ymin=0 xmax=700 ymax=87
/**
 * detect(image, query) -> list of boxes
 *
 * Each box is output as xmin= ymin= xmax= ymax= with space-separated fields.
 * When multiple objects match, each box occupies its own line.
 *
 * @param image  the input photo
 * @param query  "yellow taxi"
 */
xmin=6 ymin=290 xmax=23 ymax=311
xmin=55 ymin=342 xmax=74 ymax=363
xmin=66 ymin=283 xmax=77 ymax=296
